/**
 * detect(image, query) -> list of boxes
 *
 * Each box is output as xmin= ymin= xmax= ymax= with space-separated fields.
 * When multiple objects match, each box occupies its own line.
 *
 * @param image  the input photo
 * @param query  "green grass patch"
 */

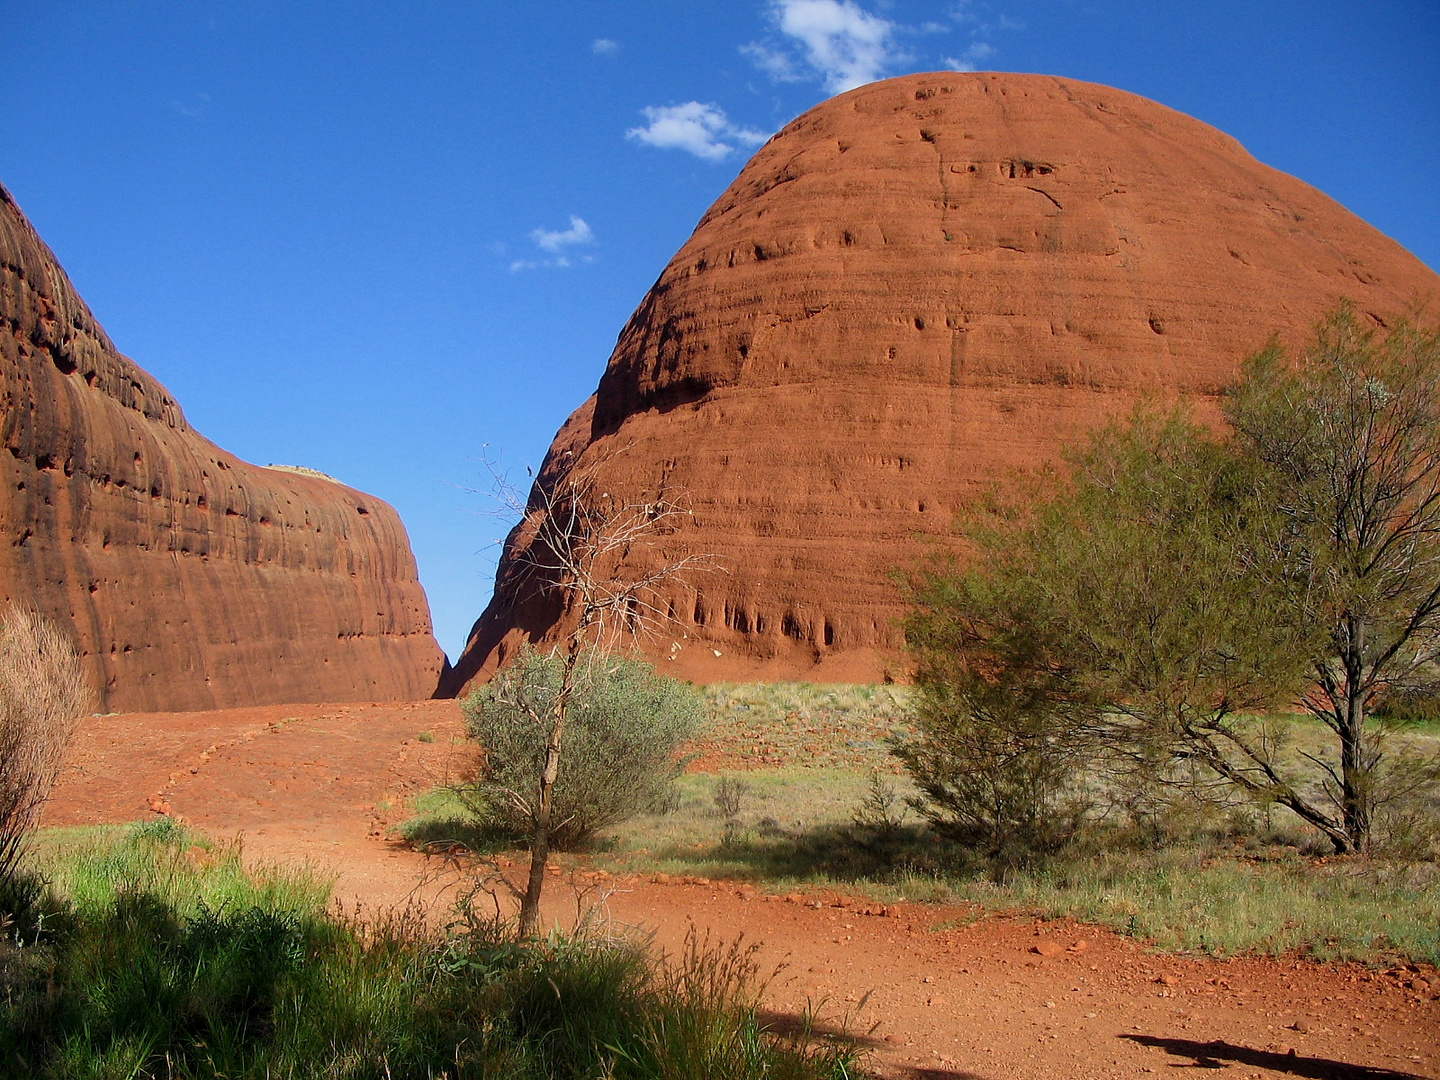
xmin=944 ymin=849 xmax=1440 ymax=964
xmin=602 ymin=775 xmax=1440 ymax=964
xmin=34 ymin=818 xmax=331 ymax=920
xmin=397 ymin=785 xmax=500 ymax=854
xmin=3 ymin=821 xmax=862 ymax=1079
xmin=447 ymin=761 xmax=1439 ymax=966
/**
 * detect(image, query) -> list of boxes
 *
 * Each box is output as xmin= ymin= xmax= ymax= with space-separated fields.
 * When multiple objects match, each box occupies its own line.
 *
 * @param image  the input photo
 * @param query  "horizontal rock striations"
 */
xmin=445 ymin=72 xmax=1440 ymax=692
xmin=1 ymin=183 xmax=444 ymax=711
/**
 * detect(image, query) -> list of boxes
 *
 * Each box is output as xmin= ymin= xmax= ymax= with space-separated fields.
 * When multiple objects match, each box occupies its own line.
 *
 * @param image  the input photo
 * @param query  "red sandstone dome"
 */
xmin=444 ymin=72 xmax=1439 ymax=694
xmin=1 ymin=184 xmax=444 ymax=711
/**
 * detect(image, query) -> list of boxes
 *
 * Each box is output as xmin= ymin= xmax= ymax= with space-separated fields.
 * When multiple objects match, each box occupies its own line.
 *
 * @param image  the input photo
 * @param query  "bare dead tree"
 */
xmin=476 ymin=445 xmax=718 ymax=936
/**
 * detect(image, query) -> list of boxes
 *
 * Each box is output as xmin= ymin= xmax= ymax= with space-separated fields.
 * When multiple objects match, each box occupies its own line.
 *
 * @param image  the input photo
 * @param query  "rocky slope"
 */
xmin=445 ymin=72 xmax=1440 ymax=692
xmin=1 ymin=184 xmax=444 ymax=711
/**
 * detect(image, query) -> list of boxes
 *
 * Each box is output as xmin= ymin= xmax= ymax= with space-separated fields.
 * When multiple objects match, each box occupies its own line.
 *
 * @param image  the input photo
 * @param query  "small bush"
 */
xmin=0 ymin=606 xmax=93 ymax=886
xmin=462 ymin=649 xmax=705 ymax=850
xmin=714 ymin=775 xmax=748 ymax=820
xmin=1373 ymin=685 xmax=1440 ymax=727
xmin=892 ymin=674 xmax=1093 ymax=865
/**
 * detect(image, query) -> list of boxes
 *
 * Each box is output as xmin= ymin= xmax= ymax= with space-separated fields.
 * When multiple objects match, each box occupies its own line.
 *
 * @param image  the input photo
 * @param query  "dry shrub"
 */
xmin=0 ymin=605 xmax=92 ymax=881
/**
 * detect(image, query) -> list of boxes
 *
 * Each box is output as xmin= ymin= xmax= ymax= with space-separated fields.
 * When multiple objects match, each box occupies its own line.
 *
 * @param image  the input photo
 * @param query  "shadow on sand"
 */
xmin=1121 ymin=1034 xmax=1427 ymax=1079
xmin=758 ymin=1009 xmax=990 ymax=1080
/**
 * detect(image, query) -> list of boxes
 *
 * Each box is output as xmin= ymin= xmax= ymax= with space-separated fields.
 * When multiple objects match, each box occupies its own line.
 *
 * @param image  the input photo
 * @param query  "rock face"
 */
xmin=1 ymin=184 xmax=444 ymax=711
xmin=444 ymin=72 xmax=1440 ymax=693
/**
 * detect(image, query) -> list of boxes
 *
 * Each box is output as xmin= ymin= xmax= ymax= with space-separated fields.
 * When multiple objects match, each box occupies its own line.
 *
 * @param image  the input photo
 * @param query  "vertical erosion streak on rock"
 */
xmin=0 ymin=184 xmax=444 ymax=711
xmin=447 ymin=71 xmax=1438 ymax=692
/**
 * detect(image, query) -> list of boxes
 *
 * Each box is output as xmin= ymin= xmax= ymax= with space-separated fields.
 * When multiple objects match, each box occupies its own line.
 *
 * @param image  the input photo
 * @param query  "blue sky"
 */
xmin=4 ymin=1 xmax=1438 ymax=660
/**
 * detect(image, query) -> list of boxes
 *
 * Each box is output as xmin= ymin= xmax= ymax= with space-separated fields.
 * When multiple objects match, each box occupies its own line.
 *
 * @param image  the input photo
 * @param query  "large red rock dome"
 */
xmin=446 ymin=72 xmax=1439 ymax=692
xmin=1 ymin=184 xmax=444 ymax=711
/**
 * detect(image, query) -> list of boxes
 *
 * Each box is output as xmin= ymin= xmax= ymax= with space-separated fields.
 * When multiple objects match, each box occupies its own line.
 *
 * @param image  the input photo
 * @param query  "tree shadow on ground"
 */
xmin=668 ymin=821 xmax=966 ymax=883
xmin=402 ymin=816 xmax=507 ymax=856
xmin=1121 ymin=1035 xmax=1428 ymax=1079
xmin=756 ymin=1010 xmax=991 ymax=1080
xmin=755 ymin=1007 xmax=882 ymax=1049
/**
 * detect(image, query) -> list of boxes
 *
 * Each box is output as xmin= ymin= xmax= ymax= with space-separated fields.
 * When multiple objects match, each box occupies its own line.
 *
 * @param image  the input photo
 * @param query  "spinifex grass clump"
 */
xmin=3 ymin=821 xmax=860 ymax=1079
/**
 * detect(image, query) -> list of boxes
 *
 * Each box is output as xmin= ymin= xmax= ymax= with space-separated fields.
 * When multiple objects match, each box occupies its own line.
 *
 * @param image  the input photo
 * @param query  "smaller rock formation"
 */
xmin=1 ymin=183 xmax=444 ymax=712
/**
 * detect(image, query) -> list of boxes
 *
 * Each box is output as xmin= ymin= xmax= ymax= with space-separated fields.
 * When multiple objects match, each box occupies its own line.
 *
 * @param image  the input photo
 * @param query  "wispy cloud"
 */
xmin=510 ymin=216 xmax=597 ymax=271
xmin=171 ymin=92 xmax=211 ymax=118
xmin=744 ymin=0 xmax=906 ymax=95
xmin=739 ymin=41 xmax=804 ymax=83
xmin=943 ymin=41 xmax=996 ymax=71
xmin=591 ymin=38 xmax=619 ymax=55
xmin=626 ymin=102 xmax=769 ymax=162
xmin=942 ymin=2 xmax=1018 ymax=71
xmin=530 ymin=215 xmax=595 ymax=253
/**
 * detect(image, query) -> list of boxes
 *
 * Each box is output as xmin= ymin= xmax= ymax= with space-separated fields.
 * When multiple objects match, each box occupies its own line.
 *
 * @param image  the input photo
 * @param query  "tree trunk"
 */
xmin=517 ymin=691 xmax=568 ymax=937
xmin=1335 ymin=615 xmax=1370 ymax=854
xmin=516 ymin=625 xmax=587 ymax=937
xmin=517 ymin=823 xmax=550 ymax=937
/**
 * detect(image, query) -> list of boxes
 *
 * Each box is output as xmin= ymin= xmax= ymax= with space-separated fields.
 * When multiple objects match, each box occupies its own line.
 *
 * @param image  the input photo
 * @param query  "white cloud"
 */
xmin=509 ymin=216 xmax=597 ymax=271
xmin=942 ymin=2 xmax=1019 ymax=68
xmin=510 ymin=253 xmax=598 ymax=273
xmin=626 ymin=102 xmax=769 ymax=162
xmin=530 ymin=215 xmax=595 ymax=253
xmin=746 ymin=0 xmax=905 ymax=95
xmin=591 ymin=38 xmax=619 ymax=55
xmin=943 ymin=41 xmax=996 ymax=71
xmin=948 ymin=0 xmax=979 ymax=25
xmin=739 ymin=41 xmax=803 ymax=82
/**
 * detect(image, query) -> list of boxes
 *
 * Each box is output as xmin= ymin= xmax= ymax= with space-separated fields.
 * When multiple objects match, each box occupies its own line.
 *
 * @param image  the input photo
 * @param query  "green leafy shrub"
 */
xmin=893 ymin=653 xmax=1096 ymax=863
xmin=462 ymin=649 xmax=704 ymax=850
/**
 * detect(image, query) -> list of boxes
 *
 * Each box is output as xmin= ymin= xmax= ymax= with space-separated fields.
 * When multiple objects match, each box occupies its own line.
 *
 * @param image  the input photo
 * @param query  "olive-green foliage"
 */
xmin=1374 ymin=684 xmax=1440 ymax=727
xmin=2 ymin=823 xmax=859 ymax=1079
xmin=902 ymin=307 xmax=1440 ymax=856
xmin=462 ymin=650 xmax=705 ymax=850
xmin=902 ymin=408 xmax=1308 ymax=857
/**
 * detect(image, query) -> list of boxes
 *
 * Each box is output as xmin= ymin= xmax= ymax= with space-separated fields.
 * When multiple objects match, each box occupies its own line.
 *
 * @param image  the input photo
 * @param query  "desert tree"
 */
xmin=905 ymin=308 xmax=1440 ymax=855
xmin=0 ymin=605 xmax=93 ymax=885
xmin=463 ymin=648 xmax=703 ymax=848
xmin=1224 ymin=306 xmax=1440 ymax=850
xmin=474 ymin=446 xmax=716 ymax=936
xmin=902 ymin=409 xmax=1311 ymax=856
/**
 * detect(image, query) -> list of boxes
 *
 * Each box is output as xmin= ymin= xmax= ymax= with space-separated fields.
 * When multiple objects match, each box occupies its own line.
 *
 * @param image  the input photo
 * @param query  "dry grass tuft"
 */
xmin=0 ymin=605 xmax=93 ymax=881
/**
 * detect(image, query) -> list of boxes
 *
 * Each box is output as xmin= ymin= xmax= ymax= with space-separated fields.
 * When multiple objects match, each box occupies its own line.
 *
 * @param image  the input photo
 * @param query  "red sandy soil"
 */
xmin=44 ymin=700 xmax=1440 ymax=1080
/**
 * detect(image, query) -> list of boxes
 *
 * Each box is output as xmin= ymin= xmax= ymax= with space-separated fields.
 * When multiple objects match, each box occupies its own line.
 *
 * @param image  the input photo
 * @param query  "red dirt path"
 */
xmin=44 ymin=700 xmax=1440 ymax=1080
